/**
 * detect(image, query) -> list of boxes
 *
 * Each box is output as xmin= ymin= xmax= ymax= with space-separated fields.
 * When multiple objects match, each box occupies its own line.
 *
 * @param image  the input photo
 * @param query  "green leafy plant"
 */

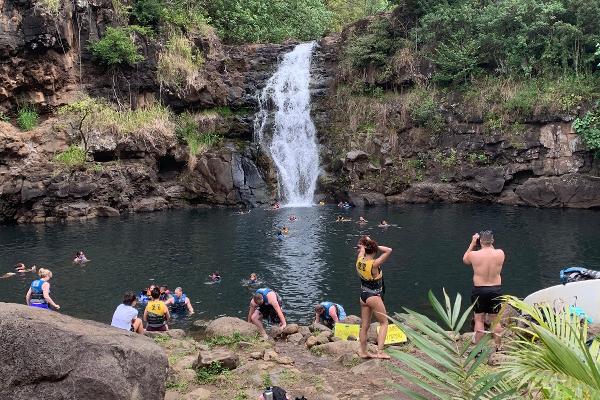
xmin=196 ymin=361 xmax=228 ymax=384
xmin=153 ymin=334 xmax=171 ymax=344
xmin=574 ymin=109 xmax=600 ymax=157
xmin=261 ymin=372 xmax=273 ymax=388
xmin=202 ymin=0 xmax=332 ymax=43
xmin=500 ymin=296 xmax=600 ymax=399
xmin=132 ymin=0 xmax=164 ymax=26
xmin=89 ymin=26 xmax=149 ymax=66
xmin=157 ymin=34 xmax=203 ymax=91
xmin=388 ymin=290 xmax=517 ymax=399
xmin=17 ymin=106 xmax=39 ymax=131
xmin=54 ymin=146 xmax=87 ymax=167
xmin=175 ymin=112 xmax=222 ymax=156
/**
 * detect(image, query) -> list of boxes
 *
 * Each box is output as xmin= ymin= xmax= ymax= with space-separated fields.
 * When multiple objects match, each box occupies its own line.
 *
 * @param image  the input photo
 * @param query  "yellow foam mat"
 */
xmin=334 ymin=323 xmax=407 ymax=344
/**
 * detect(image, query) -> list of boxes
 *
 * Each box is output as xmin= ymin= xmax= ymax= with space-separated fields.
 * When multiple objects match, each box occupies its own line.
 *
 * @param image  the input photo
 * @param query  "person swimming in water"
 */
xmin=26 ymin=268 xmax=60 ymax=310
xmin=282 ymin=227 xmax=289 ymax=235
xmin=358 ymin=216 xmax=368 ymax=224
xmin=159 ymin=285 xmax=172 ymax=301
xmin=209 ymin=272 xmax=221 ymax=282
xmin=336 ymin=215 xmax=352 ymax=222
xmin=276 ymin=230 xmax=285 ymax=241
xmin=248 ymin=288 xmax=286 ymax=338
xmin=1 ymin=263 xmax=36 ymax=279
xmin=378 ymin=220 xmax=389 ymax=228
xmin=288 ymin=215 xmax=297 ymax=222
xmin=249 ymin=273 xmax=258 ymax=284
xmin=165 ymin=287 xmax=194 ymax=314
xmin=73 ymin=251 xmax=89 ymax=264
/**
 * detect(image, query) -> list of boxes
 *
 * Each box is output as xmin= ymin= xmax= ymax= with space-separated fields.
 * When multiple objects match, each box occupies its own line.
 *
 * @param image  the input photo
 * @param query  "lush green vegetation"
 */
xmin=196 ymin=361 xmax=229 ymax=384
xmin=89 ymin=26 xmax=149 ymax=66
xmin=574 ymin=108 xmax=600 ymax=156
xmin=175 ymin=112 xmax=222 ymax=156
xmin=326 ymin=0 xmax=391 ymax=32
xmin=17 ymin=106 xmax=39 ymax=131
xmin=391 ymin=290 xmax=600 ymax=399
xmin=157 ymin=34 xmax=203 ymax=91
xmin=200 ymin=0 xmax=333 ymax=43
xmin=54 ymin=146 xmax=87 ymax=168
xmin=203 ymin=332 xmax=260 ymax=348
xmin=38 ymin=0 xmax=60 ymax=15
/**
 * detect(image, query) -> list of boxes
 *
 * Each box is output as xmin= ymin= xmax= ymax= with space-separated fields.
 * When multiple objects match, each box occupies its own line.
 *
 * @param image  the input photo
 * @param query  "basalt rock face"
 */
xmin=0 ymin=0 xmax=295 ymax=112
xmin=0 ymin=302 xmax=168 ymax=400
xmin=0 ymin=120 xmax=272 ymax=223
xmin=310 ymin=25 xmax=600 ymax=209
xmin=0 ymin=0 xmax=296 ymax=222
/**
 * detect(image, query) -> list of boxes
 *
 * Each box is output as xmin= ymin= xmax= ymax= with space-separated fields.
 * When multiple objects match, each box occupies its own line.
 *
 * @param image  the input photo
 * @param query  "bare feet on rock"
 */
xmin=375 ymin=351 xmax=391 ymax=360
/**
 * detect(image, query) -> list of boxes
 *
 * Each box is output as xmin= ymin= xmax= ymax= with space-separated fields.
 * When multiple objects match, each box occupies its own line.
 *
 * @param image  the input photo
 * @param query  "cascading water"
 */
xmin=254 ymin=42 xmax=319 ymax=207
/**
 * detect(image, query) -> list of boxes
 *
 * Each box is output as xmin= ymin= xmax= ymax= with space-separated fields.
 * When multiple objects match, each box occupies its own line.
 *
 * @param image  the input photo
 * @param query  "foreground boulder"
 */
xmin=205 ymin=316 xmax=259 ymax=337
xmin=0 ymin=303 xmax=168 ymax=400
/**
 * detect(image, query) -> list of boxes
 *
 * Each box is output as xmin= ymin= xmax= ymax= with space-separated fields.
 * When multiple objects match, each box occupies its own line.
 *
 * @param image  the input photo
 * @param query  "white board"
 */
xmin=524 ymin=280 xmax=600 ymax=323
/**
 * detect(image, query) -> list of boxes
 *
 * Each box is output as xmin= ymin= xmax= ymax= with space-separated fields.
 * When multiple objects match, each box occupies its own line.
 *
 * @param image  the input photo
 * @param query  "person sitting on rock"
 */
xmin=165 ymin=287 xmax=194 ymax=315
xmin=111 ymin=291 xmax=144 ymax=334
xmin=248 ymin=288 xmax=286 ymax=338
xmin=73 ymin=251 xmax=89 ymax=264
xmin=144 ymin=287 xmax=170 ymax=331
xmin=314 ymin=301 xmax=347 ymax=329
xmin=25 ymin=268 xmax=60 ymax=310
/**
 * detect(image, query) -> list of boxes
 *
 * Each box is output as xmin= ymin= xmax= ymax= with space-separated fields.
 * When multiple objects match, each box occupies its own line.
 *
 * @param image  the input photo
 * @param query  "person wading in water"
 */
xmin=463 ymin=230 xmax=505 ymax=350
xmin=356 ymin=235 xmax=392 ymax=359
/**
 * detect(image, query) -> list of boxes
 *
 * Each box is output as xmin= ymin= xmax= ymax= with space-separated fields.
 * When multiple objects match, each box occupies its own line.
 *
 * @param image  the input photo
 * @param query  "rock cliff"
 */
xmin=310 ymin=20 xmax=600 ymax=209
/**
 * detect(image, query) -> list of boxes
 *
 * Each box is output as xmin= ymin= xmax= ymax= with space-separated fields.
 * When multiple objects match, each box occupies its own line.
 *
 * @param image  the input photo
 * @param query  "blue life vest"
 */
xmin=256 ymin=288 xmax=272 ymax=305
xmin=30 ymin=279 xmax=47 ymax=306
xmin=171 ymin=294 xmax=187 ymax=313
xmin=320 ymin=301 xmax=346 ymax=322
xmin=137 ymin=293 xmax=149 ymax=305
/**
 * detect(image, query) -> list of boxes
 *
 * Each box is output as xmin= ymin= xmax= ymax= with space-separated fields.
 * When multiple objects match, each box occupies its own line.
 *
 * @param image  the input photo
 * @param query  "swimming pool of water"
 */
xmin=1 ymin=204 xmax=598 ymax=329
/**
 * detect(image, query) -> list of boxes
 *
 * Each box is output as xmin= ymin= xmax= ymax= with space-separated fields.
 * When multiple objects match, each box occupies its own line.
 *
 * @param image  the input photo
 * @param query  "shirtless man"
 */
xmin=463 ymin=230 xmax=505 ymax=349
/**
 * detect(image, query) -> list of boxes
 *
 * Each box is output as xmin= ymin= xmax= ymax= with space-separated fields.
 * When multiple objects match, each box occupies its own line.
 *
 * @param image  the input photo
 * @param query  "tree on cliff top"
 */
xmin=89 ymin=26 xmax=150 ymax=67
xmin=201 ymin=0 xmax=333 ymax=43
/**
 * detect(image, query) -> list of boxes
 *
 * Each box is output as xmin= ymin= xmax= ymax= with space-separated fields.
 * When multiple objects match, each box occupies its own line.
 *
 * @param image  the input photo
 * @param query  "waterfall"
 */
xmin=254 ymin=42 xmax=319 ymax=207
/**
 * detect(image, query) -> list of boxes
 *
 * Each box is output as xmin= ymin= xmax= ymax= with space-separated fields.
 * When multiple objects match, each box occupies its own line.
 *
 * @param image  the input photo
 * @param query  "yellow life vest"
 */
xmin=356 ymin=257 xmax=381 ymax=281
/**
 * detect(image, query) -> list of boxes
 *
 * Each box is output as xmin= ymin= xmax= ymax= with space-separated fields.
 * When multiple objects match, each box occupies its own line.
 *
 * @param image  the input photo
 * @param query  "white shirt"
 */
xmin=111 ymin=304 xmax=138 ymax=330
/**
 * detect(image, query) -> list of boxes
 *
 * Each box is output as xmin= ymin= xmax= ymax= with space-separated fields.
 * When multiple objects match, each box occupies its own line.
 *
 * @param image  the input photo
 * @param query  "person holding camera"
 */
xmin=356 ymin=235 xmax=392 ymax=359
xmin=463 ymin=230 xmax=505 ymax=349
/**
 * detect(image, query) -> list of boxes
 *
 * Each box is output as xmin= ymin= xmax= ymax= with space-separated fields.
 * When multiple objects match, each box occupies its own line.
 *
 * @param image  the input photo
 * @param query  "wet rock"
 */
xmin=205 ymin=317 xmax=259 ymax=337
xmin=133 ymin=196 xmax=168 ymax=213
xmin=0 ymin=302 xmax=167 ymax=399
xmin=348 ymin=191 xmax=386 ymax=207
xmin=96 ymin=205 xmax=120 ymax=217
xmin=193 ymin=349 xmax=239 ymax=370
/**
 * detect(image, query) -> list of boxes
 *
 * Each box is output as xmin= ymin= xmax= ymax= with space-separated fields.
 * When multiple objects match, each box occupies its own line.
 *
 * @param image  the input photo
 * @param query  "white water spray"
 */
xmin=254 ymin=42 xmax=319 ymax=207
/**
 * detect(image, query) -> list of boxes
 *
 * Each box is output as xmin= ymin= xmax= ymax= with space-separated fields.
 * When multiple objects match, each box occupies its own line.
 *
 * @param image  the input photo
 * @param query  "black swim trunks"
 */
xmin=259 ymin=303 xmax=281 ymax=324
xmin=471 ymin=285 xmax=502 ymax=314
xmin=360 ymin=280 xmax=386 ymax=303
